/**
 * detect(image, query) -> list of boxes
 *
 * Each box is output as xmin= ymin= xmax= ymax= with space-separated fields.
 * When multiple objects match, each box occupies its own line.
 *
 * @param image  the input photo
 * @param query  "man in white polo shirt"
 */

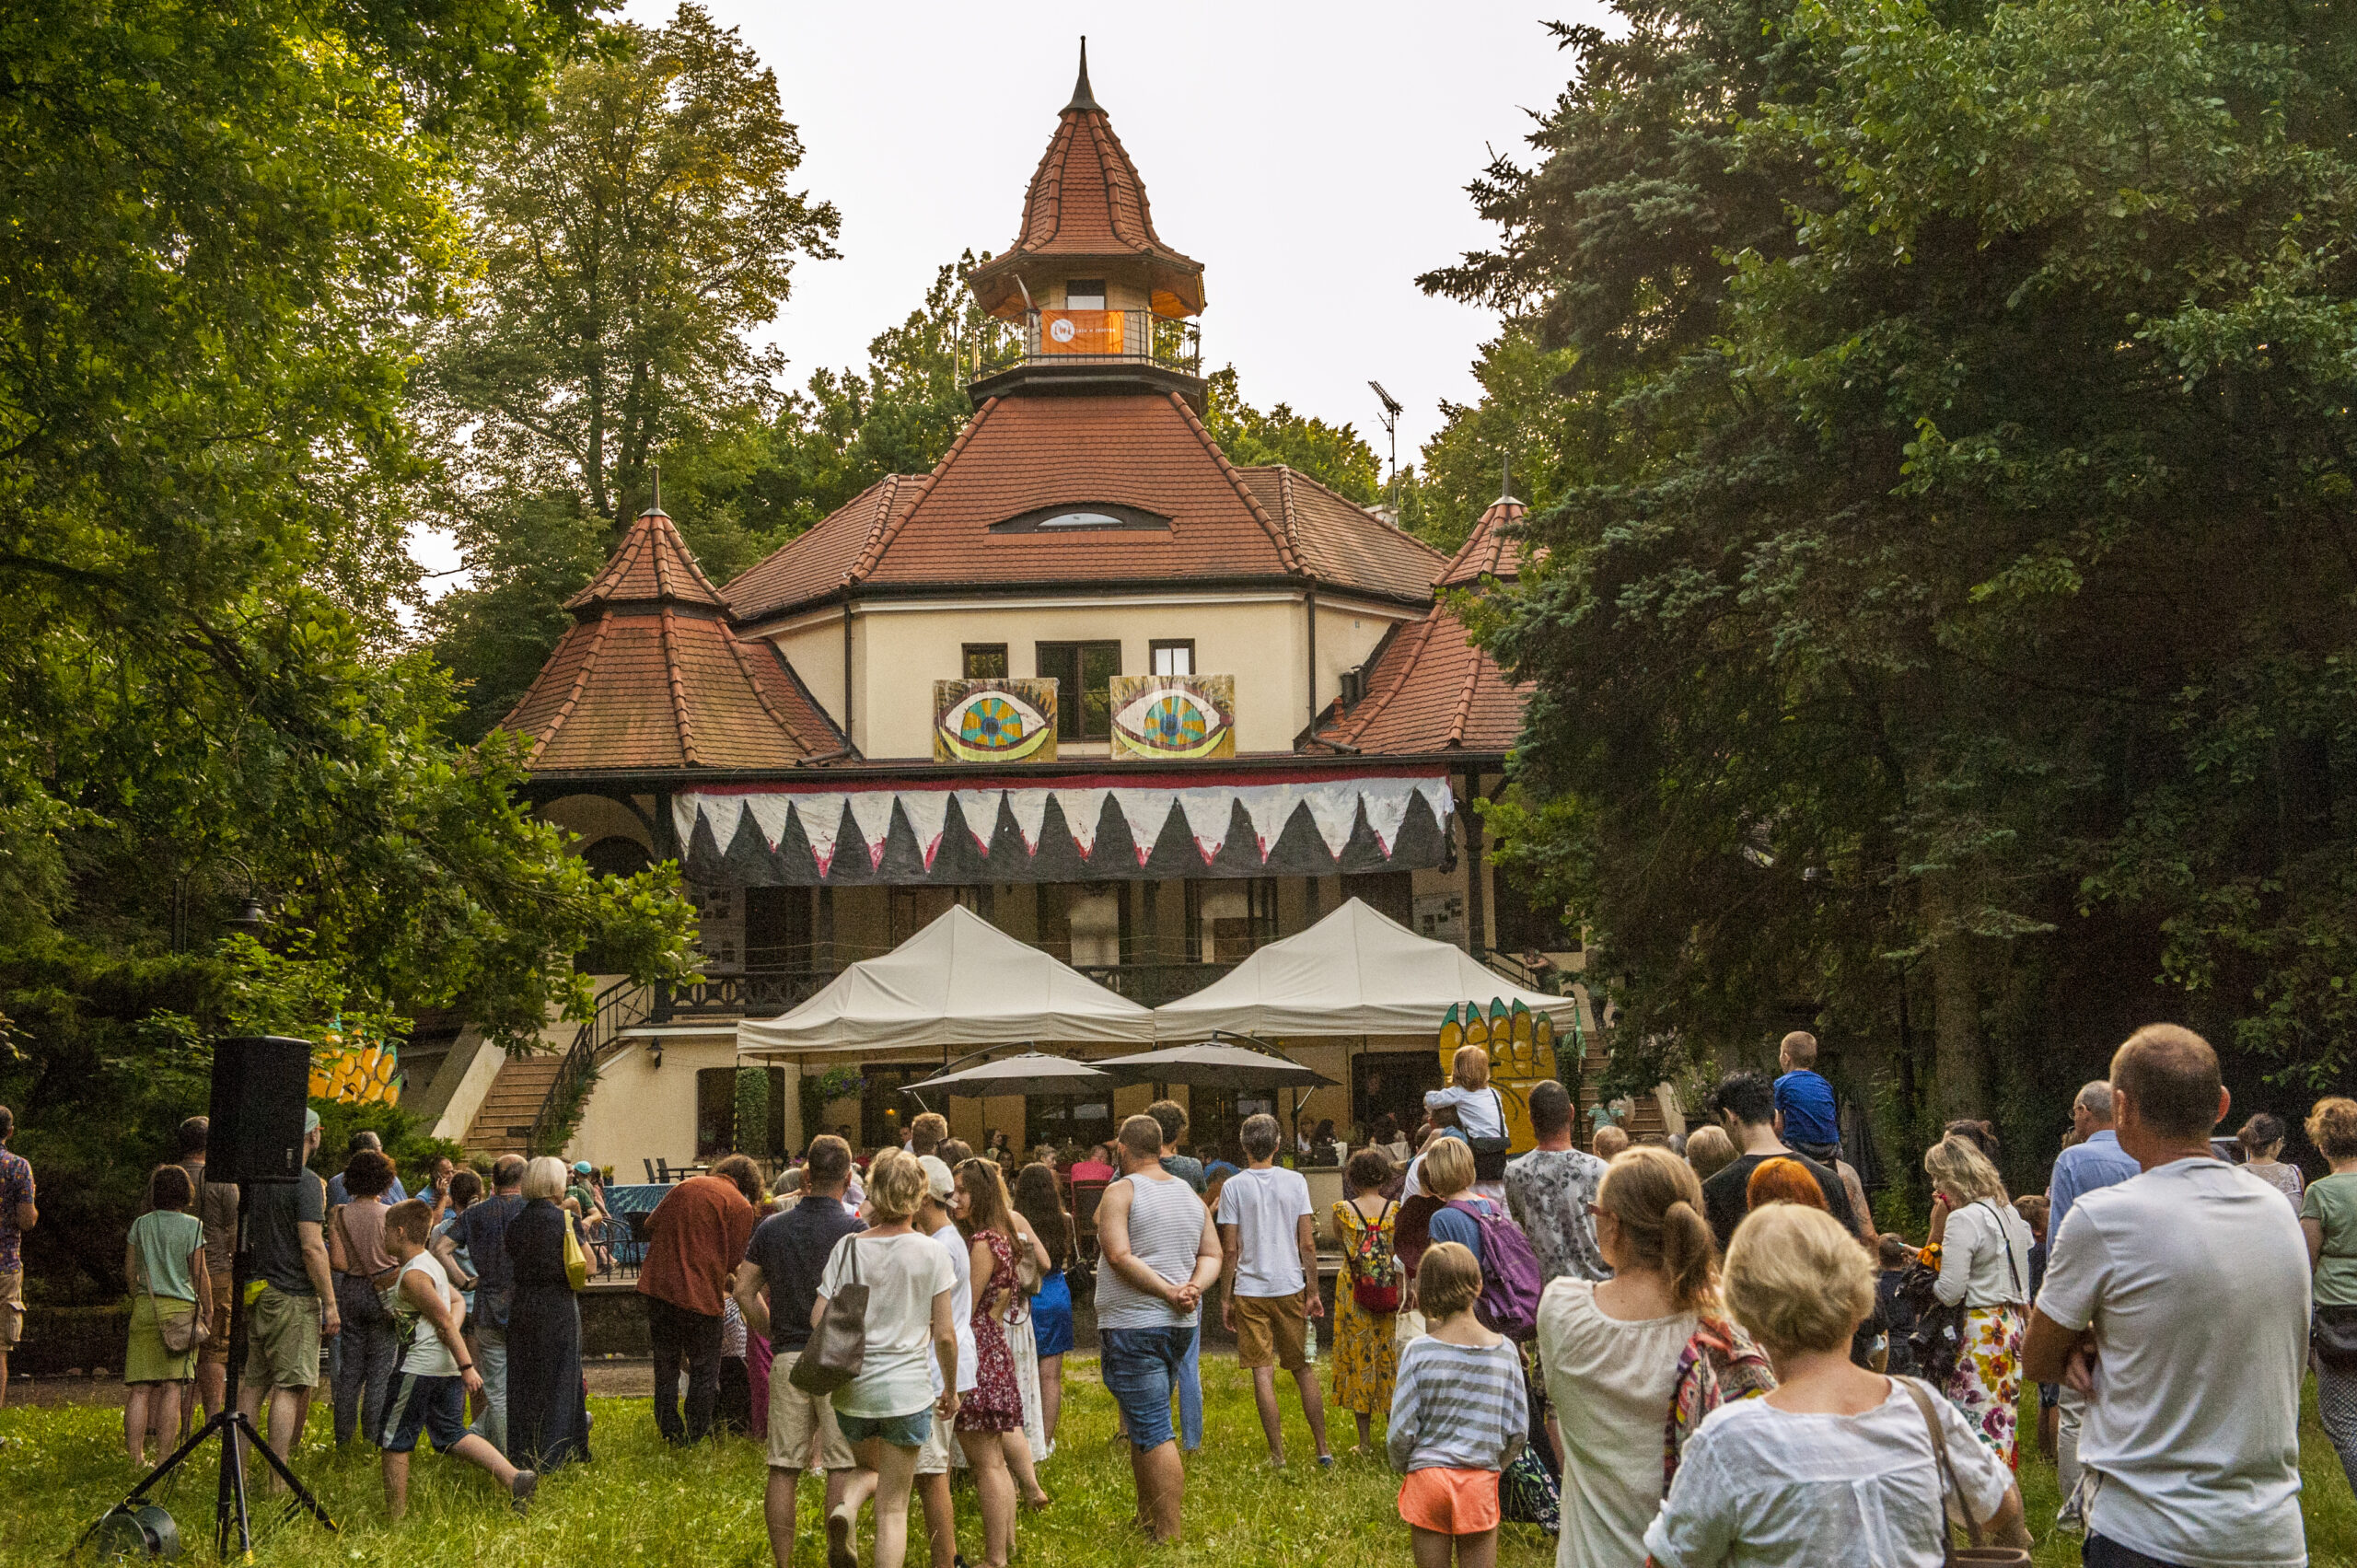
xmin=2024 ymin=1024 xmax=2310 ymax=1568
xmin=1216 ymin=1112 xmax=1329 ymax=1468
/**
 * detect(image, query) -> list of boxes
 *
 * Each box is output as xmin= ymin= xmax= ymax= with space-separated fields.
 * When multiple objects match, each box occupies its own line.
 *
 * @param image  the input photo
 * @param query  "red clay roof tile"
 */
xmin=502 ymin=507 xmax=845 ymax=772
xmin=966 ymin=68 xmax=1205 ymax=319
xmin=1436 ymin=495 xmax=1529 ymax=588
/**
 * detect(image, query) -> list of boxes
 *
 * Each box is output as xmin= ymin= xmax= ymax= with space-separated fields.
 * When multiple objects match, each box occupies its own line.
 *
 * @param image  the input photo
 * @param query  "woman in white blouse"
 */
xmin=1922 ymin=1134 xmax=2036 ymax=1467
xmin=1538 ymin=1145 xmax=1726 ymax=1567
xmin=1644 ymin=1204 xmax=2030 ymax=1568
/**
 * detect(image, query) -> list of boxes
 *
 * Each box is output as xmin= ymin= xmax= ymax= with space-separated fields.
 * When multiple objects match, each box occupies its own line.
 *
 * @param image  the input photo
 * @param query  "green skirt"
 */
xmin=126 ymin=1293 xmax=199 ymax=1384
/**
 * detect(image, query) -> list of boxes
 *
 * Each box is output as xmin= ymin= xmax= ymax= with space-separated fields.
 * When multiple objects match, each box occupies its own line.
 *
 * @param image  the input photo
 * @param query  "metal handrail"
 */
xmin=968 ymin=308 xmax=1202 ymax=381
xmin=528 ymin=975 xmax=650 ymax=1156
xmin=1073 ymin=960 xmax=1237 ymax=1007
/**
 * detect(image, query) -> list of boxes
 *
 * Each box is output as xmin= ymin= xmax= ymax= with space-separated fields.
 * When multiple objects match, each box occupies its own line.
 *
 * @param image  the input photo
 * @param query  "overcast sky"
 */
xmin=411 ymin=1 xmax=1603 ymax=594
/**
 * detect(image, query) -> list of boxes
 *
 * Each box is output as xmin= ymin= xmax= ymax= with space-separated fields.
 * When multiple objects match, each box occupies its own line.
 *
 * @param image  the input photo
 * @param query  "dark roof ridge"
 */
xmin=857 ymin=400 xmax=999 ymax=582
xmin=1167 ymin=390 xmax=1303 ymax=575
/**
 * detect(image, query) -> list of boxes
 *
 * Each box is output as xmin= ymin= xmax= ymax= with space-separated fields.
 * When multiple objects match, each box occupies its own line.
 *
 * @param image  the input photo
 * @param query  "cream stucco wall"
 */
xmin=755 ymin=591 xmax=1417 ymax=761
xmin=566 ymin=1031 xmax=737 ymax=1178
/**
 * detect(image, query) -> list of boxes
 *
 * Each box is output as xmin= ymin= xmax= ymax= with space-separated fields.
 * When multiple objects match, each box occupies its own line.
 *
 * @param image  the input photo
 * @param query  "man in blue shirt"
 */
xmin=326 ymin=1130 xmax=409 ymax=1206
xmin=2045 ymin=1078 xmax=2142 ymax=1530
xmin=1772 ymin=1031 xmax=1842 ymax=1159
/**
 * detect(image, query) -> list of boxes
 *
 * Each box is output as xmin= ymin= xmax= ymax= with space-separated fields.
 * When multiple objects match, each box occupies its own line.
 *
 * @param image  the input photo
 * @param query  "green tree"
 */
xmin=1393 ymin=324 xmax=1587 ymax=552
xmin=1202 ymin=366 xmax=1383 ymax=504
xmin=1438 ymin=0 xmax=2357 ymax=1175
xmin=747 ymin=255 xmax=1005 ymax=538
xmin=421 ymin=2 xmax=841 ymax=539
xmin=0 ymin=0 xmax=701 ymax=1294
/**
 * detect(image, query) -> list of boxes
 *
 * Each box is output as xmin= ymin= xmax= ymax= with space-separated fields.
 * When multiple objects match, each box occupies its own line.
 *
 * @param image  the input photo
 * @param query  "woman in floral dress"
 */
xmin=1923 ymin=1134 xmax=2036 ymax=1467
xmin=1329 ymin=1148 xmax=1403 ymax=1452
xmin=955 ymin=1159 xmax=1050 ymax=1568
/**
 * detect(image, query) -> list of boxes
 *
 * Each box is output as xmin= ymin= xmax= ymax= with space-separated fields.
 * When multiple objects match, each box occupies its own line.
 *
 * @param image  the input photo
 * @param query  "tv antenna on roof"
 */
xmin=1368 ymin=380 xmax=1403 ymax=486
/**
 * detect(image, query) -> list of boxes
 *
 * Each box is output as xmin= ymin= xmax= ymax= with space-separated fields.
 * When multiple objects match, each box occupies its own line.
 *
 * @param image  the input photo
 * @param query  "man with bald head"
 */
xmin=2024 ymin=1026 xmax=2309 ymax=1568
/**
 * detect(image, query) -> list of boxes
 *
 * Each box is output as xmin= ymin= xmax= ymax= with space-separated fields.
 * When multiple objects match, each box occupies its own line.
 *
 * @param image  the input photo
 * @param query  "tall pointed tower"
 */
xmin=965 ymin=41 xmax=1208 ymax=406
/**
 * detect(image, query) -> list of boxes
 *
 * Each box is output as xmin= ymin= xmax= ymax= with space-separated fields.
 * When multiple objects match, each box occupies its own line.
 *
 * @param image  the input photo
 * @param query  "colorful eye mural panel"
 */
xmin=934 ymin=679 xmax=1058 ymax=763
xmin=1108 ymin=673 xmax=1236 ymax=761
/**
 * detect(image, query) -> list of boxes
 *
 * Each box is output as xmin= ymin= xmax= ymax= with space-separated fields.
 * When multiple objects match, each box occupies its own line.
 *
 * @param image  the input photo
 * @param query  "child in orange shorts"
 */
xmin=1386 ymin=1241 xmax=1527 ymax=1568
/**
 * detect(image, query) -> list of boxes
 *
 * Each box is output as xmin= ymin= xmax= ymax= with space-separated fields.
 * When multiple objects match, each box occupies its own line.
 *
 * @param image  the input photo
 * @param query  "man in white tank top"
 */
xmin=1095 ymin=1114 xmax=1221 ymax=1542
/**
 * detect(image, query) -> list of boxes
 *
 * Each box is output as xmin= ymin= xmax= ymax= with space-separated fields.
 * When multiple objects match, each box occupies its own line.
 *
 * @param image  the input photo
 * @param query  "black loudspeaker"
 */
xmin=206 ymin=1036 xmax=313 ymax=1184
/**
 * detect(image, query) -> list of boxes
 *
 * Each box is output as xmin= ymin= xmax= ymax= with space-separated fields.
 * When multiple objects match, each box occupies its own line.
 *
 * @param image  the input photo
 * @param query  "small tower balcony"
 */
xmin=967 ymin=307 xmax=1202 ymax=384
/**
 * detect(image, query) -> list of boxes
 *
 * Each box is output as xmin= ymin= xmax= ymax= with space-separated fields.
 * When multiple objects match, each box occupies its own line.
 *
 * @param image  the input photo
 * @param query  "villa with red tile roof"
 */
xmin=415 ymin=46 xmax=1580 ymax=1175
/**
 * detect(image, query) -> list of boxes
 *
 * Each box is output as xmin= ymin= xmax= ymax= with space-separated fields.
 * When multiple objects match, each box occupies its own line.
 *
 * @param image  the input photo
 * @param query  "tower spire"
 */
xmin=1064 ymin=36 xmax=1099 ymax=113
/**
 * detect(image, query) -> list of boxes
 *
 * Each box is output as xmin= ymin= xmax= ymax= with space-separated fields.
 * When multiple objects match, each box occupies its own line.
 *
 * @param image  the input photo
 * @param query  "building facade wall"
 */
xmin=752 ymin=591 xmax=1413 ymax=761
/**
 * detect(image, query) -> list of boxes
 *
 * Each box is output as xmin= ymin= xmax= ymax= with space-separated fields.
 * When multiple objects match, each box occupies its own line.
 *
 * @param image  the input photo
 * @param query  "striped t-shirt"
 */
xmin=1095 ymin=1170 xmax=1206 ymax=1330
xmin=1387 ymin=1335 xmax=1528 ymax=1473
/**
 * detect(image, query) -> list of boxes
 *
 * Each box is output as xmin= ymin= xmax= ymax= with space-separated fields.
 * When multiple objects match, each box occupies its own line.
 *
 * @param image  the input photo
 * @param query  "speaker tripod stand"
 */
xmin=74 ymin=1187 xmax=337 ymax=1562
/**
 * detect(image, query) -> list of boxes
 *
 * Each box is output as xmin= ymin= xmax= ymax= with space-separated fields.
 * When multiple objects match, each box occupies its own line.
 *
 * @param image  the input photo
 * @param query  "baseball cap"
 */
xmin=573 ymin=1161 xmax=593 ymax=1175
xmin=917 ymin=1155 xmax=954 ymax=1200
xmin=303 ymin=1109 xmax=320 ymax=1134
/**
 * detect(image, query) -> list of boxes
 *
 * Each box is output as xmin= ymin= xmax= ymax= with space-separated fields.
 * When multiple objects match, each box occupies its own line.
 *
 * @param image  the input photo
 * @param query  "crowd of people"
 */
xmin=0 ymin=1011 xmax=2351 ymax=1567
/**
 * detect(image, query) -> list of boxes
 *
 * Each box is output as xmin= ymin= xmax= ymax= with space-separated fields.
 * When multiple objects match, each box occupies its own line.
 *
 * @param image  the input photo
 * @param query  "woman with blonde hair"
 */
xmin=1647 ymin=1204 xmax=2029 ymax=1565
xmin=1682 ymin=1124 xmax=1737 ymax=1184
xmin=2301 ymin=1096 xmax=2357 ymax=1493
xmin=1538 ymin=1145 xmax=1756 ymax=1567
xmin=1921 ymin=1133 xmax=2034 ymax=1466
xmin=816 ymin=1146 xmax=960 ymax=1568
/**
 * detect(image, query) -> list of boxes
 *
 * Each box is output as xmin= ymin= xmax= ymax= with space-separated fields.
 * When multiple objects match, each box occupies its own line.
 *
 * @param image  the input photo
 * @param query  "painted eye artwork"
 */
xmin=1111 ymin=683 xmax=1230 ymax=760
xmin=938 ymin=685 xmax=1052 ymax=762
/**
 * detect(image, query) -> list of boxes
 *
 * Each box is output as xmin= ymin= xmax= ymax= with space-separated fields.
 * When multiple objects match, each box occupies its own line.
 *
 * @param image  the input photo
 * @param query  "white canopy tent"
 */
xmin=736 ymin=904 xmax=1156 ymax=1059
xmin=1150 ymin=897 xmax=1573 ymax=1039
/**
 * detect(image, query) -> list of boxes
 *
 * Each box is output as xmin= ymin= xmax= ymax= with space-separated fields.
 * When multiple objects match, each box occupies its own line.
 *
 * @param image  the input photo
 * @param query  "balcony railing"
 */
xmin=1074 ymin=961 xmax=1237 ymax=1007
xmin=968 ymin=309 xmax=1202 ymax=382
xmin=649 ymin=960 xmax=1238 ymax=1020
xmin=658 ymin=967 xmax=839 ymax=1021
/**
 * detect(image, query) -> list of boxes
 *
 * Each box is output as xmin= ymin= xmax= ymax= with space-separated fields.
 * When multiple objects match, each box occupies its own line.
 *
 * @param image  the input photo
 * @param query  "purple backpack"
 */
xmin=1444 ymin=1199 xmax=1544 ymax=1340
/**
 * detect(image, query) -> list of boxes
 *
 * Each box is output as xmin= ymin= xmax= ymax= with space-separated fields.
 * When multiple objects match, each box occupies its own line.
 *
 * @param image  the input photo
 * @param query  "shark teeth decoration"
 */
xmin=673 ymin=774 xmax=1456 ymax=879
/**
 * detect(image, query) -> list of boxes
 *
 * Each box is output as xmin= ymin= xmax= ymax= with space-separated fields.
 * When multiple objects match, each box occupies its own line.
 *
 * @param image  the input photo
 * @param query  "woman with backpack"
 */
xmin=1331 ymin=1147 xmax=1403 ymax=1453
xmin=1538 ymin=1145 xmax=1764 ymax=1567
xmin=1922 ymin=1134 xmax=2034 ymax=1467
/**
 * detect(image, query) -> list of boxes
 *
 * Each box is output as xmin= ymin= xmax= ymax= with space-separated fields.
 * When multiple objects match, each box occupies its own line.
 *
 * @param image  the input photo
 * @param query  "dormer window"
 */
xmin=1065 ymin=279 xmax=1107 ymax=309
xmin=990 ymin=502 xmax=1171 ymax=534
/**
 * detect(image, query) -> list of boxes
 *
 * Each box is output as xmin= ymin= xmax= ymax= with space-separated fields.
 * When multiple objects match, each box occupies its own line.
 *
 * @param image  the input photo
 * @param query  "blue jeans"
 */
xmin=1101 ymin=1326 xmax=1196 ymax=1451
xmin=331 ymin=1274 xmax=397 ymax=1448
xmin=1178 ymin=1324 xmax=1202 ymax=1451
xmin=468 ymin=1325 xmax=508 ymax=1453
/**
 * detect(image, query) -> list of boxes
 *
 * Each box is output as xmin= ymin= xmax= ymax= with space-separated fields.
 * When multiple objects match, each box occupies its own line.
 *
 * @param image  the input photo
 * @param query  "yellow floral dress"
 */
xmin=1329 ymin=1200 xmax=1399 ymax=1416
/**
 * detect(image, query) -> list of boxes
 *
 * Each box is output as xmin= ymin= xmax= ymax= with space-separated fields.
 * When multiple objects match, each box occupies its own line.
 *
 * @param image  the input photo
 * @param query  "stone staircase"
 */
xmin=461 ymin=1051 xmax=565 ymax=1160
xmin=1576 ymin=1050 xmax=1670 ymax=1144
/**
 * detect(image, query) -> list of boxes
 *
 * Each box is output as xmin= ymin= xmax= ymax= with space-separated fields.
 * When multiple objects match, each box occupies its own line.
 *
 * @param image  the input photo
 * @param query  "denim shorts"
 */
xmin=836 ymin=1407 xmax=933 ymax=1449
xmin=1099 ymin=1325 xmax=1196 ymax=1450
xmin=378 ymin=1372 xmax=467 ymax=1455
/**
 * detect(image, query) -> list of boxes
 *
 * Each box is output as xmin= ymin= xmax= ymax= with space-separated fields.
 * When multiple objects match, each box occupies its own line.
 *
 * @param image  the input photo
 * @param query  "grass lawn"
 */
xmin=1 ymin=1359 xmax=2351 ymax=1566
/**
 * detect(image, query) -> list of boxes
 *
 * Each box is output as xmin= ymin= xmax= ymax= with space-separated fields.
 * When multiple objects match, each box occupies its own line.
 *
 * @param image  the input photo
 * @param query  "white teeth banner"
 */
xmin=673 ymin=773 xmax=1456 ymax=881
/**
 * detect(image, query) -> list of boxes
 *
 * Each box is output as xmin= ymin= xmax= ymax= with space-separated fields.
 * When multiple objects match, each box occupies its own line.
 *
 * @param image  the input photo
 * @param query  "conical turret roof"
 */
xmin=968 ymin=41 xmax=1205 ymax=321
xmin=1435 ymin=493 xmax=1528 ymax=589
xmin=503 ymin=504 xmax=843 ymax=772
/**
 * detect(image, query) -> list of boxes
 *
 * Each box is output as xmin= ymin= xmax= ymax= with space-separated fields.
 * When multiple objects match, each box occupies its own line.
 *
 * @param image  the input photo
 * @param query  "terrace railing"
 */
xmin=968 ymin=309 xmax=1202 ymax=382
